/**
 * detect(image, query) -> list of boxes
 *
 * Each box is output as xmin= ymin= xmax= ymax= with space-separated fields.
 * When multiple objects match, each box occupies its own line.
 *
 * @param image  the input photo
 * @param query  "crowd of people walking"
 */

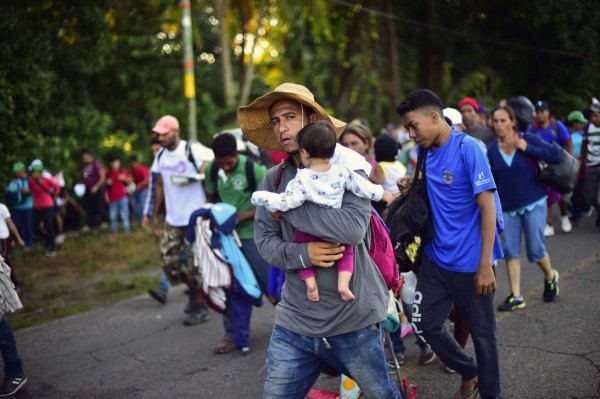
xmin=2 ymin=83 xmax=599 ymax=398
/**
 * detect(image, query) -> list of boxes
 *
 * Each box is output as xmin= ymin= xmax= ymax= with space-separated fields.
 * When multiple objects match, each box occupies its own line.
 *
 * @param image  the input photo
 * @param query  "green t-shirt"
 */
xmin=204 ymin=154 xmax=266 ymax=240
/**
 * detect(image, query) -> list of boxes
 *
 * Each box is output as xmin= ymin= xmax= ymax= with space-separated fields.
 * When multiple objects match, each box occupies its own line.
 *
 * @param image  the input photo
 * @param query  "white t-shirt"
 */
xmin=252 ymin=165 xmax=384 ymax=212
xmin=151 ymin=140 xmax=215 ymax=226
xmin=0 ymin=204 xmax=11 ymax=239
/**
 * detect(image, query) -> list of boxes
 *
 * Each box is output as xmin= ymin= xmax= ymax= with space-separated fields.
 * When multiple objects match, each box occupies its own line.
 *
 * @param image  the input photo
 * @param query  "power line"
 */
xmin=327 ymin=0 xmax=581 ymax=58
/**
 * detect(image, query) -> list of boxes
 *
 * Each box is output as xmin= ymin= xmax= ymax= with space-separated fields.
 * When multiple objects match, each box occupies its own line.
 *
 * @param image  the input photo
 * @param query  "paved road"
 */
xmin=12 ymin=213 xmax=600 ymax=399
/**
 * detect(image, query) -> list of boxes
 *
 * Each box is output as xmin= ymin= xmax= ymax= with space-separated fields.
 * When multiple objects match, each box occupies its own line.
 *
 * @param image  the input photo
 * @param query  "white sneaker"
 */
xmin=560 ymin=216 xmax=572 ymax=233
xmin=544 ymin=223 xmax=555 ymax=237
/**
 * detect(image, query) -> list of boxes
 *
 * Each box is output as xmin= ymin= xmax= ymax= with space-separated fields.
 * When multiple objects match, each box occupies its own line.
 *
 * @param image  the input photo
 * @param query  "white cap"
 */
xmin=443 ymin=107 xmax=463 ymax=126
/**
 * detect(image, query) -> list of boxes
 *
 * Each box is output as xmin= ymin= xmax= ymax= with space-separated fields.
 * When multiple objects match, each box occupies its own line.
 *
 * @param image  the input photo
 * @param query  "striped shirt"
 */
xmin=585 ymin=123 xmax=600 ymax=166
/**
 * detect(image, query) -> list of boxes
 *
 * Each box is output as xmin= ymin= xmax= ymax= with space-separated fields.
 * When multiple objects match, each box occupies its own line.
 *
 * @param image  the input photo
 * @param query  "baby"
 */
xmin=252 ymin=120 xmax=392 ymax=302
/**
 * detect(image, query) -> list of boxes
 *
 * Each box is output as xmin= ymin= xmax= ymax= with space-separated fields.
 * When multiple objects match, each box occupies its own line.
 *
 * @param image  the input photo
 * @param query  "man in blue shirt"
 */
xmin=397 ymin=89 xmax=504 ymax=399
xmin=528 ymin=100 xmax=573 ymax=236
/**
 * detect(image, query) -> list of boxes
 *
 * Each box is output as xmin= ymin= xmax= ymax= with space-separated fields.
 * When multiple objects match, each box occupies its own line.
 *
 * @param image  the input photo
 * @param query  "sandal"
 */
xmin=213 ymin=339 xmax=237 ymax=355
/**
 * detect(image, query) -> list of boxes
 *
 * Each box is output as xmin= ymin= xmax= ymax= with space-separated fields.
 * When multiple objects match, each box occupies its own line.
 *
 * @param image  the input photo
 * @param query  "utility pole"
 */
xmin=181 ymin=0 xmax=197 ymax=141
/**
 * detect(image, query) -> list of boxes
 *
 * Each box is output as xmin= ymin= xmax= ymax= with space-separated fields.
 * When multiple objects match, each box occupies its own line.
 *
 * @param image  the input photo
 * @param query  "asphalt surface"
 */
xmin=12 ymin=211 xmax=600 ymax=399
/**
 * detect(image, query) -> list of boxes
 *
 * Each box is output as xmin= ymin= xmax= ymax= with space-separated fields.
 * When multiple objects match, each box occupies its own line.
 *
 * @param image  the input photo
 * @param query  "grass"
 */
xmin=6 ymin=226 xmax=165 ymax=330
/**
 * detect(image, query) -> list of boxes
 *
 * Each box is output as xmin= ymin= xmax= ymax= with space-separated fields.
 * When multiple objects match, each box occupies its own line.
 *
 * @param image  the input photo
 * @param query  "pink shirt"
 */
xmin=28 ymin=177 xmax=59 ymax=209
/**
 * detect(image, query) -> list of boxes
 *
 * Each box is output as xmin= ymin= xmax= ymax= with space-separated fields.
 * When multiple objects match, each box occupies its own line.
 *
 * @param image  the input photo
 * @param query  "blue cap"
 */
xmin=535 ymin=100 xmax=549 ymax=111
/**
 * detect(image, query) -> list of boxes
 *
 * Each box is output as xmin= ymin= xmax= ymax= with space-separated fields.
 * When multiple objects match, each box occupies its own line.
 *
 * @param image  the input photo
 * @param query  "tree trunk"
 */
xmin=238 ymin=0 xmax=261 ymax=106
xmin=418 ymin=0 xmax=441 ymax=93
xmin=383 ymin=0 xmax=401 ymax=117
xmin=214 ymin=0 xmax=236 ymax=107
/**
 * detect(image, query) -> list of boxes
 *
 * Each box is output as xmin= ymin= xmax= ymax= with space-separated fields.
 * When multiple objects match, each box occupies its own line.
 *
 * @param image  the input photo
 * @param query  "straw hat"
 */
xmin=237 ymin=83 xmax=346 ymax=151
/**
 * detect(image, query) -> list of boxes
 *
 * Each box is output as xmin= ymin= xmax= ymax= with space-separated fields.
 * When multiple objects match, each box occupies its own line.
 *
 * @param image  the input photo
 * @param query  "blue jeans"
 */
xmin=501 ymin=202 xmax=546 ymax=263
xmin=11 ymin=208 xmax=33 ymax=247
xmin=132 ymin=189 xmax=148 ymax=221
xmin=109 ymin=198 xmax=130 ymax=234
xmin=413 ymin=255 xmax=501 ymax=399
xmin=0 ymin=318 xmax=23 ymax=379
xmin=263 ymin=324 xmax=402 ymax=399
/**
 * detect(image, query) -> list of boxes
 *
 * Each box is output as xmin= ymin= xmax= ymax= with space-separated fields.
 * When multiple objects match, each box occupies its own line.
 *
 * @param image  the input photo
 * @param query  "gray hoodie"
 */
xmin=254 ymin=160 xmax=388 ymax=338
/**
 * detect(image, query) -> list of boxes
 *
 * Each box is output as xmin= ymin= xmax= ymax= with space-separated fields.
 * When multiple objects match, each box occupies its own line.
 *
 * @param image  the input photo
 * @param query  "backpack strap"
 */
xmin=186 ymin=140 xmax=199 ymax=171
xmin=245 ymin=158 xmax=256 ymax=193
xmin=210 ymin=161 xmax=221 ymax=202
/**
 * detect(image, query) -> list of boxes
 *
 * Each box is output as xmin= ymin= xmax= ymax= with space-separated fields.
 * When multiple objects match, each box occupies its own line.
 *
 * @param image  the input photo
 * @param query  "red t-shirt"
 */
xmin=28 ymin=177 xmax=60 ymax=209
xmin=131 ymin=164 xmax=150 ymax=190
xmin=106 ymin=169 xmax=130 ymax=202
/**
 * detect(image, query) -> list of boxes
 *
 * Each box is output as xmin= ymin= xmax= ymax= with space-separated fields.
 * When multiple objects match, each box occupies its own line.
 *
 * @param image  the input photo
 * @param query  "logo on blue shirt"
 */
xmin=443 ymin=169 xmax=454 ymax=185
xmin=475 ymin=171 xmax=491 ymax=187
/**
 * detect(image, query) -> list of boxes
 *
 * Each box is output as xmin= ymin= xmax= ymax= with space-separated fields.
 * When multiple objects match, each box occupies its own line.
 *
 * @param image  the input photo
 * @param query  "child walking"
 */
xmin=252 ymin=121 xmax=392 ymax=302
xmin=105 ymin=156 xmax=132 ymax=239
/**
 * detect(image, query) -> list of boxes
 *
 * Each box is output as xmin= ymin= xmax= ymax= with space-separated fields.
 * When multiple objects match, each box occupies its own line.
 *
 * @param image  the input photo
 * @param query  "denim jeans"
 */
xmin=132 ymin=189 xmax=148 ymax=221
xmin=0 ymin=318 xmax=23 ymax=379
xmin=158 ymin=272 xmax=171 ymax=296
xmin=501 ymin=202 xmax=547 ymax=263
xmin=109 ymin=198 xmax=130 ymax=234
xmin=412 ymin=255 xmax=501 ymax=399
xmin=11 ymin=208 xmax=33 ymax=247
xmin=263 ymin=324 xmax=402 ymax=399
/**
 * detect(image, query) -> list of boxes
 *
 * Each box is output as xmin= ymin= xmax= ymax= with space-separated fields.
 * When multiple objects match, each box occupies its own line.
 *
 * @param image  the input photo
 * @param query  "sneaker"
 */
xmin=148 ymin=289 xmax=167 ymax=305
xmin=543 ymin=269 xmax=560 ymax=302
xmin=45 ymin=251 xmax=57 ymax=257
xmin=400 ymin=323 xmax=413 ymax=338
xmin=445 ymin=365 xmax=456 ymax=373
xmin=183 ymin=304 xmax=210 ymax=326
xmin=419 ymin=346 xmax=436 ymax=366
xmin=560 ymin=216 xmax=572 ymax=233
xmin=0 ymin=376 xmax=27 ymax=396
xmin=544 ymin=223 xmax=555 ymax=237
xmin=497 ymin=293 xmax=526 ymax=311
xmin=583 ymin=208 xmax=593 ymax=217
xmin=240 ymin=346 xmax=250 ymax=354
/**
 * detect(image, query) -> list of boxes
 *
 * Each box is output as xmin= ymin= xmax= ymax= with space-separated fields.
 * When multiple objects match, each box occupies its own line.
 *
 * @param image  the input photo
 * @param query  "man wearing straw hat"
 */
xmin=238 ymin=83 xmax=401 ymax=398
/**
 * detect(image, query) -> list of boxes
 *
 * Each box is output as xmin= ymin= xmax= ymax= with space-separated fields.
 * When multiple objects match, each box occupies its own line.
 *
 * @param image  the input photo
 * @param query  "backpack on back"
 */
xmin=6 ymin=179 xmax=25 ymax=206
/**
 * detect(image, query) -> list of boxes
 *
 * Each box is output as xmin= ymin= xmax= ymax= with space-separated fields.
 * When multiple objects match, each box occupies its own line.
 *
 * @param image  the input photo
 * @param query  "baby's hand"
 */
xmin=272 ymin=210 xmax=284 ymax=222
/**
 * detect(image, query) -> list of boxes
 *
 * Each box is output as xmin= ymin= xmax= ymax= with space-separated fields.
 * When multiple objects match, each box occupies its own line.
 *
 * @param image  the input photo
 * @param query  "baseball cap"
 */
xmin=32 ymin=164 xmax=44 ymax=172
xmin=443 ymin=107 xmax=463 ymax=126
xmin=458 ymin=97 xmax=480 ymax=112
xmin=535 ymin=100 xmax=549 ymax=111
xmin=152 ymin=115 xmax=180 ymax=134
xmin=12 ymin=161 xmax=25 ymax=173
xmin=567 ymin=111 xmax=587 ymax=124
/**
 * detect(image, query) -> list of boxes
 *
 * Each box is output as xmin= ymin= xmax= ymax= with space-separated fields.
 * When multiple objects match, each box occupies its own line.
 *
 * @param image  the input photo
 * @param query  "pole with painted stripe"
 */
xmin=181 ymin=0 xmax=197 ymax=141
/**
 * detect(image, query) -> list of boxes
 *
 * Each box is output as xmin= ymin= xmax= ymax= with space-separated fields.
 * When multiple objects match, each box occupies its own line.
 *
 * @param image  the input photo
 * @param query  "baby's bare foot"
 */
xmin=306 ymin=281 xmax=320 ymax=302
xmin=339 ymin=285 xmax=355 ymax=302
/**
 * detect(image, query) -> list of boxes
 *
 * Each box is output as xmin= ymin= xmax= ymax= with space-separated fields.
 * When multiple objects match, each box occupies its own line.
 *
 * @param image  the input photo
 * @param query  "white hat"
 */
xmin=443 ymin=107 xmax=463 ymax=126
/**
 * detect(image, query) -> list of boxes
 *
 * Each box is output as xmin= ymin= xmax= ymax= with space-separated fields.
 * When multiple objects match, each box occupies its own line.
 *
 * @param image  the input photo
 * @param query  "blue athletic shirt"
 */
xmin=423 ymin=129 xmax=504 ymax=273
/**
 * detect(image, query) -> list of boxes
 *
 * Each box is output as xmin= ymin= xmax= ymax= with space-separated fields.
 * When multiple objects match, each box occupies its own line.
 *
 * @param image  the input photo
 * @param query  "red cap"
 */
xmin=458 ymin=97 xmax=480 ymax=112
xmin=152 ymin=115 xmax=179 ymax=134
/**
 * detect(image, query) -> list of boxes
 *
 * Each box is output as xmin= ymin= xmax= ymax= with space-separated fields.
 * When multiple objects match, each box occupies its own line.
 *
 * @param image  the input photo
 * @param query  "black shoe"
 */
xmin=0 ymin=376 xmax=27 ymax=396
xmin=148 ymin=289 xmax=167 ymax=305
xmin=497 ymin=293 xmax=526 ymax=312
xmin=183 ymin=304 xmax=210 ymax=326
xmin=419 ymin=345 xmax=436 ymax=366
xmin=543 ymin=269 xmax=560 ymax=302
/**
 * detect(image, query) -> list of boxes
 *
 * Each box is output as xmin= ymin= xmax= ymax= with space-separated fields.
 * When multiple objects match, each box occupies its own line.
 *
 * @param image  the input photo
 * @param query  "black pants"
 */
xmin=33 ymin=207 xmax=55 ymax=252
xmin=412 ymin=254 xmax=501 ymax=399
xmin=83 ymin=188 xmax=109 ymax=228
